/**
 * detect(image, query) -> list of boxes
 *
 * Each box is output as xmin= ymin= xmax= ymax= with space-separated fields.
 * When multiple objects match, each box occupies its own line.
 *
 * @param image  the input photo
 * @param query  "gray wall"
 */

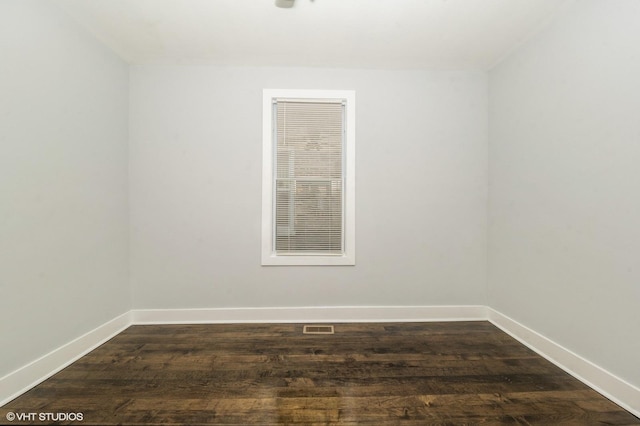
xmin=0 ymin=1 xmax=130 ymax=377
xmin=129 ymin=66 xmax=488 ymax=309
xmin=489 ymin=0 xmax=640 ymax=388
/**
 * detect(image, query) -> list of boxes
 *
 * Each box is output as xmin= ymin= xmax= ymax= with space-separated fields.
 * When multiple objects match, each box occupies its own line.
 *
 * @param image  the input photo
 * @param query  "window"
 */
xmin=262 ymin=89 xmax=355 ymax=265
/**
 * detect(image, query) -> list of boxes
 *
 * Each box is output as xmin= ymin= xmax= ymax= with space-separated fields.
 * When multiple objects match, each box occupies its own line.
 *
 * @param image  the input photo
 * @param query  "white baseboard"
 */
xmin=488 ymin=308 xmax=640 ymax=418
xmin=0 ymin=311 xmax=132 ymax=407
xmin=131 ymin=305 xmax=488 ymax=324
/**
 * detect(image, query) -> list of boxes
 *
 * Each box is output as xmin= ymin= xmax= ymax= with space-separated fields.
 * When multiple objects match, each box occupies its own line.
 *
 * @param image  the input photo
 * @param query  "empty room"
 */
xmin=1 ymin=0 xmax=639 ymax=424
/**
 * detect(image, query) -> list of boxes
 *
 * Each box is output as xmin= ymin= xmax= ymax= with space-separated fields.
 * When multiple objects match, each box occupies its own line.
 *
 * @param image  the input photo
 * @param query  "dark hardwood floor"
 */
xmin=1 ymin=322 xmax=638 ymax=425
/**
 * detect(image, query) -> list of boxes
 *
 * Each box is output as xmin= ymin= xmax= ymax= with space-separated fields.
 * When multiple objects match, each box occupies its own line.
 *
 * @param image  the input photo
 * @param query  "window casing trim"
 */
xmin=261 ymin=89 xmax=355 ymax=266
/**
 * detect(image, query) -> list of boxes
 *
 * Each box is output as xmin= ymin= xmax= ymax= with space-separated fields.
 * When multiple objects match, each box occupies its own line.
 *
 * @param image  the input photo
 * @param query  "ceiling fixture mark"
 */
xmin=275 ymin=0 xmax=295 ymax=8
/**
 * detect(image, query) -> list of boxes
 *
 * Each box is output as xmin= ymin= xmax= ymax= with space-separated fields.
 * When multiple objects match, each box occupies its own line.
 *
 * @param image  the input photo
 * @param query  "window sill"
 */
xmin=261 ymin=254 xmax=355 ymax=266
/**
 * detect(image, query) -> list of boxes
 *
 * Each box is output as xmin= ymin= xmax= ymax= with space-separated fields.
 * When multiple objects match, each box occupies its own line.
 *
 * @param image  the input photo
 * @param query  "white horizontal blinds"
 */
xmin=274 ymin=99 xmax=344 ymax=255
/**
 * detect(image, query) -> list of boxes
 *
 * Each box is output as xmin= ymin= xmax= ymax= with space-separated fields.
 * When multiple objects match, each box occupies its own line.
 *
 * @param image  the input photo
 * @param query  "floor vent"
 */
xmin=303 ymin=325 xmax=335 ymax=335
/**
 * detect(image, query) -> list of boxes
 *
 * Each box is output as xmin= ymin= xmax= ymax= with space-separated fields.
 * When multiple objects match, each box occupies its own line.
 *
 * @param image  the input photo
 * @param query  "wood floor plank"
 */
xmin=1 ymin=321 xmax=637 ymax=425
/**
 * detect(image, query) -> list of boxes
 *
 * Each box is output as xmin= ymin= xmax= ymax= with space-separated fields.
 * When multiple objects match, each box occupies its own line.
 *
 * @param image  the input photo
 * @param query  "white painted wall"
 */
xmin=489 ymin=0 xmax=640 ymax=388
xmin=130 ymin=66 xmax=488 ymax=309
xmin=0 ymin=1 xmax=129 ymax=378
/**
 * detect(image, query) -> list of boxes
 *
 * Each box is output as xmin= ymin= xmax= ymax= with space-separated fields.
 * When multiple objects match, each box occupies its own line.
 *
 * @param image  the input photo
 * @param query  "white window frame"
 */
xmin=262 ymin=89 xmax=355 ymax=266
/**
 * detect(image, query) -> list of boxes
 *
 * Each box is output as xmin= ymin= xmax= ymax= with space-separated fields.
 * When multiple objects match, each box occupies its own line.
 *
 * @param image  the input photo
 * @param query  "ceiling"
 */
xmin=53 ymin=0 xmax=573 ymax=70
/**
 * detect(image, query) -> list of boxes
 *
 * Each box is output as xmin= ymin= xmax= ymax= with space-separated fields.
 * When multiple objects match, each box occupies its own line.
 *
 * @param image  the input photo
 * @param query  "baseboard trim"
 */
xmin=131 ymin=305 xmax=488 ymax=324
xmin=0 ymin=311 xmax=132 ymax=407
xmin=488 ymin=308 xmax=640 ymax=418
